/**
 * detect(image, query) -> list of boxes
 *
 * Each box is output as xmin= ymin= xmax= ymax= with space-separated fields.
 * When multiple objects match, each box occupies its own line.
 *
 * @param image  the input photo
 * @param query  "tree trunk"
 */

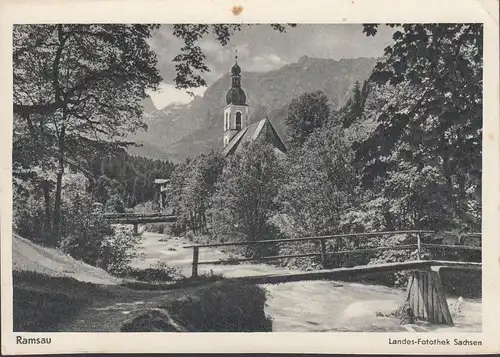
xmin=52 ymin=123 xmax=66 ymax=246
xmin=50 ymin=24 xmax=67 ymax=246
xmin=41 ymin=181 xmax=52 ymax=234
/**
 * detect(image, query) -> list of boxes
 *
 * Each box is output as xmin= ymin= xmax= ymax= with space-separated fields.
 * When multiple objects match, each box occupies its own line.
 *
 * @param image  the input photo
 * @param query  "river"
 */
xmin=130 ymin=231 xmax=481 ymax=333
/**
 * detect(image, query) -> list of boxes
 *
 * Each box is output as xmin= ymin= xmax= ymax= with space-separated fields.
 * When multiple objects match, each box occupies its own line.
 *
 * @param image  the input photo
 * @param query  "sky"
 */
xmin=147 ymin=24 xmax=395 ymax=109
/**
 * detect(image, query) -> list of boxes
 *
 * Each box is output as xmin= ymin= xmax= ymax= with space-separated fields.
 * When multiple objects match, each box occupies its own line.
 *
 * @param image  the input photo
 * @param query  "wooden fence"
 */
xmin=183 ymin=230 xmax=481 ymax=277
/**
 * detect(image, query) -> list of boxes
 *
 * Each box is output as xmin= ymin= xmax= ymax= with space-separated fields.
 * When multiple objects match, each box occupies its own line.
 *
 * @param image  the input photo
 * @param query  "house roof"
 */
xmin=154 ymin=178 xmax=170 ymax=185
xmin=222 ymin=118 xmax=287 ymax=156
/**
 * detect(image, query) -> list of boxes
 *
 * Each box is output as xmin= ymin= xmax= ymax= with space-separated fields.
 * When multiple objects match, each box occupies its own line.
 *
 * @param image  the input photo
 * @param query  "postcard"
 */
xmin=1 ymin=0 xmax=499 ymax=354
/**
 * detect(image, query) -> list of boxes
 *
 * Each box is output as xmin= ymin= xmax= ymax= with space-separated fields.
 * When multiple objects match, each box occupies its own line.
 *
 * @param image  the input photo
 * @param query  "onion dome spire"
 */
xmin=226 ymin=52 xmax=246 ymax=105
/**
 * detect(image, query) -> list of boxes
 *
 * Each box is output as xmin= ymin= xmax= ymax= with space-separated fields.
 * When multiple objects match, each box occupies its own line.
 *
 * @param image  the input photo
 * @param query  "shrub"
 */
xmin=58 ymin=181 xmax=142 ymax=274
xmin=120 ymin=261 xmax=183 ymax=282
xmin=13 ymin=178 xmax=54 ymax=246
xmin=97 ymin=225 xmax=143 ymax=275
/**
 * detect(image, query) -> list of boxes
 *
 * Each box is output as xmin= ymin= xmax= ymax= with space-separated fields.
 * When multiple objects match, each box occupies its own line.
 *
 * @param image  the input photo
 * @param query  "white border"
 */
xmin=1 ymin=0 xmax=499 ymax=355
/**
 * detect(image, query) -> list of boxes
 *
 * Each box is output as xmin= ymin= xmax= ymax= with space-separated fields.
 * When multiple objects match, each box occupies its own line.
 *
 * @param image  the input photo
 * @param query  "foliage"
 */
xmin=279 ymin=121 xmax=357 ymax=237
xmin=341 ymin=81 xmax=368 ymax=128
xmin=121 ymin=261 xmax=184 ymax=282
xmin=13 ymin=24 xmax=162 ymax=242
xmin=90 ymin=151 xmax=175 ymax=208
xmin=356 ymin=24 xmax=482 ymax=231
xmin=170 ymin=150 xmax=225 ymax=234
xmin=13 ymin=179 xmax=53 ymax=245
xmin=285 ymin=91 xmax=331 ymax=147
xmin=46 ymin=173 xmax=141 ymax=274
xmin=272 ymin=24 xmax=482 ymax=272
xmin=210 ymin=142 xmax=283 ymax=256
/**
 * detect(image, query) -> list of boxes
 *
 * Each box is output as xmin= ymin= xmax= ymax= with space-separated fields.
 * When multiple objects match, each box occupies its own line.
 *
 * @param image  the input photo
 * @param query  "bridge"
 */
xmin=183 ymin=230 xmax=481 ymax=326
xmin=102 ymin=213 xmax=177 ymax=234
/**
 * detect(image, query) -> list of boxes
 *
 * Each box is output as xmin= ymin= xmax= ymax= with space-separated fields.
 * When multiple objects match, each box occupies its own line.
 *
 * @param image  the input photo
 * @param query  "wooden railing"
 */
xmin=101 ymin=212 xmax=177 ymax=223
xmin=183 ymin=230 xmax=481 ymax=277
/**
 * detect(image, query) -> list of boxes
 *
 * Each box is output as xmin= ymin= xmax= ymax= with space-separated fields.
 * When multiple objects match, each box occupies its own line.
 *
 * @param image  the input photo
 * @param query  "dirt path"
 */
xmin=54 ymin=284 xmax=205 ymax=332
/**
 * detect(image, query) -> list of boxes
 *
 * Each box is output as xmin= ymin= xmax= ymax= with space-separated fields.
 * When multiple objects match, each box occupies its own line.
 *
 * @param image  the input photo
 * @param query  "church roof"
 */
xmin=222 ymin=118 xmax=287 ymax=157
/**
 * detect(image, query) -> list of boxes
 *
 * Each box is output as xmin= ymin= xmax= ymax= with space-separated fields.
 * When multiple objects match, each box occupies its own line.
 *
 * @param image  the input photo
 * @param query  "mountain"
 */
xmin=128 ymin=56 xmax=378 ymax=162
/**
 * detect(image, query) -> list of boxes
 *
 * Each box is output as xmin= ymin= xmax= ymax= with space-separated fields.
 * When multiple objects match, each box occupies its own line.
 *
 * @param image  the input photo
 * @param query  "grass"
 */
xmin=12 ymin=271 xmax=107 ymax=331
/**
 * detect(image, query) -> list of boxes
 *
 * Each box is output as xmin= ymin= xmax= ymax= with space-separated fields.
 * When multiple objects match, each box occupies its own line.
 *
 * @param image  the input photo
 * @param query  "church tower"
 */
xmin=223 ymin=55 xmax=249 ymax=148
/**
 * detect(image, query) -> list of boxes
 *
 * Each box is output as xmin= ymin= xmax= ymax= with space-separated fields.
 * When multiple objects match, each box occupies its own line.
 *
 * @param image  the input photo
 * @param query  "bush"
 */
xmin=105 ymin=194 xmax=125 ymax=213
xmin=55 ymin=176 xmax=142 ymax=274
xmin=97 ymin=225 xmax=143 ymax=275
xmin=170 ymin=221 xmax=187 ymax=236
xmin=13 ymin=179 xmax=53 ymax=246
xmin=120 ymin=261 xmax=183 ymax=282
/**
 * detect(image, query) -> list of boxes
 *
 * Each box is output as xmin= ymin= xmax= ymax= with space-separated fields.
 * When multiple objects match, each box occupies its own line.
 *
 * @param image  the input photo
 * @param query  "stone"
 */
xmin=121 ymin=308 xmax=187 ymax=332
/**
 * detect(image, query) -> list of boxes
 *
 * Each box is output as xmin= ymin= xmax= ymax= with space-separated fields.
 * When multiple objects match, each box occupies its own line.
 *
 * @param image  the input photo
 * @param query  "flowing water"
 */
xmin=131 ymin=231 xmax=481 ymax=332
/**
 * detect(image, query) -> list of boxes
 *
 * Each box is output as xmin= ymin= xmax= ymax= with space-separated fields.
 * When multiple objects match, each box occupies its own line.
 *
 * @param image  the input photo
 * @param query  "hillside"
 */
xmin=128 ymin=56 xmax=378 ymax=162
xmin=12 ymin=234 xmax=121 ymax=285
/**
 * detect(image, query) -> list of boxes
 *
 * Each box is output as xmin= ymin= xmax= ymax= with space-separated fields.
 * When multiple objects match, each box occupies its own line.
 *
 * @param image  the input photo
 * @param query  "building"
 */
xmin=154 ymin=178 xmax=170 ymax=210
xmin=221 ymin=57 xmax=287 ymax=156
xmin=154 ymin=57 xmax=287 ymax=210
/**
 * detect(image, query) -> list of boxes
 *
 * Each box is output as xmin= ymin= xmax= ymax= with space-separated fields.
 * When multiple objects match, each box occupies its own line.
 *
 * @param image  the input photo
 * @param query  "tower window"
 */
xmin=235 ymin=112 xmax=242 ymax=130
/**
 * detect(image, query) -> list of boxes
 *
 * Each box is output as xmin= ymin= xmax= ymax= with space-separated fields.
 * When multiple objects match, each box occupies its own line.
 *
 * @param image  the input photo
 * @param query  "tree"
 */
xmin=355 ymin=24 xmax=482 ymax=231
xmin=279 ymin=120 xmax=357 ymax=237
xmin=13 ymin=24 xmax=162 ymax=244
xmin=173 ymin=150 xmax=225 ymax=234
xmin=210 ymin=142 xmax=283 ymax=251
xmin=341 ymin=81 xmax=367 ymax=128
xmin=285 ymin=91 xmax=331 ymax=147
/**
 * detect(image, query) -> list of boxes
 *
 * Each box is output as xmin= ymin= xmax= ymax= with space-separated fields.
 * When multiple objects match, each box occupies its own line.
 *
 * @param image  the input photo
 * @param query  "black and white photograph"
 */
xmin=2 ymin=0 xmax=499 ymax=354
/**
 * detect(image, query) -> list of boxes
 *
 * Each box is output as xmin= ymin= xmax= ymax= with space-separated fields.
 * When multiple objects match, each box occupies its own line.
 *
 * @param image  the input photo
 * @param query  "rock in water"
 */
xmin=394 ymin=301 xmax=415 ymax=325
xmin=121 ymin=308 xmax=187 ymax=332
xmin=450 ymin=297 xmax=465 ymax=319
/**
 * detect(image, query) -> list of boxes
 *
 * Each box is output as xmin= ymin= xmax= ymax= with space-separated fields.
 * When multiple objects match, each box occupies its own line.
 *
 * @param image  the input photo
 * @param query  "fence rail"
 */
xmin=182 ymin=230 xmax=481 ymax=277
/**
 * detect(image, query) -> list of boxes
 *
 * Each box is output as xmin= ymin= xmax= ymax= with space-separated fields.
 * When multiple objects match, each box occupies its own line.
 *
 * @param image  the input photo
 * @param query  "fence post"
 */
xmin=319 ymin=239 xmax=327 ymax=267
xmin=192 ymin=246 xmax=199 ymax=278
xmin=417 ymin=232 xmax=422 ymax=260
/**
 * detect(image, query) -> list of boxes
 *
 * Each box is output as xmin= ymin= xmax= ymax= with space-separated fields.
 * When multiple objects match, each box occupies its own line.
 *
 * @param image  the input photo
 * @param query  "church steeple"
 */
xmin=226 ymin=54 xmax=246 ymax=105
xmin=223 ymin=54 xmax=249 ymax=148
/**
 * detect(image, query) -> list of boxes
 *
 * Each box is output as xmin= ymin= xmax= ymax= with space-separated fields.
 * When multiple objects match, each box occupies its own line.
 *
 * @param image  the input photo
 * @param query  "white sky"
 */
xmin=147 ymin=24 xmax=395 ymax=109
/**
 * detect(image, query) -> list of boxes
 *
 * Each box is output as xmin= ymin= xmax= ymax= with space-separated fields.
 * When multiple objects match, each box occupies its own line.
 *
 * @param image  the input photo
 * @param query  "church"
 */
xmin=155 ymin=57 xmax=287 ymax=210
xmin=221 ymin=57 xmax=287 ymax=157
